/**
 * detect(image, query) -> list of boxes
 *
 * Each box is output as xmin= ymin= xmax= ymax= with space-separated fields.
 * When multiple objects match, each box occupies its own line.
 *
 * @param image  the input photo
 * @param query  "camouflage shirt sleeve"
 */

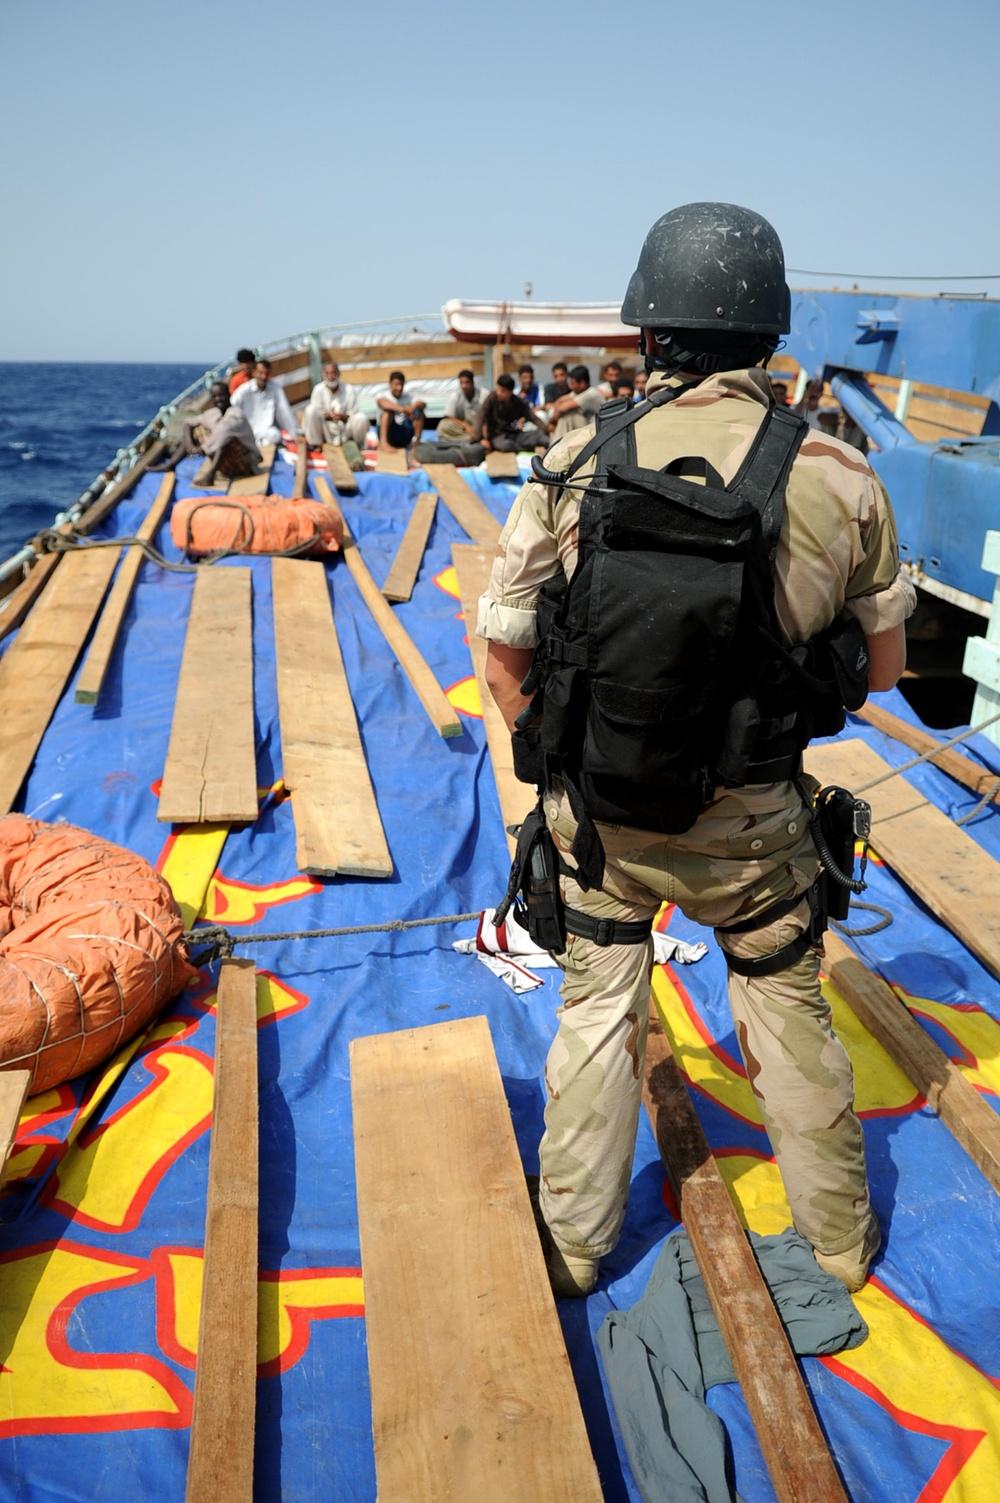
xmin=476 ymin=429 xmax=591 ymax=647
xmin=840 ymin=469 xmax=917 ymax=636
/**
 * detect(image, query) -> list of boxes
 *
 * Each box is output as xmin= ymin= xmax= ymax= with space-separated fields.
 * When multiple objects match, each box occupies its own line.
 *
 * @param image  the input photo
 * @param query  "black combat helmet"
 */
xmin=621 ymin=202 xmax=790 ymax=336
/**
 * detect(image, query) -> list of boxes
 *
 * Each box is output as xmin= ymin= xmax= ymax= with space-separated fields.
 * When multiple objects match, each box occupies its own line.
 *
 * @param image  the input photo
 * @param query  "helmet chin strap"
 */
xmin=644 ymin=331 xmax=777 ymax=378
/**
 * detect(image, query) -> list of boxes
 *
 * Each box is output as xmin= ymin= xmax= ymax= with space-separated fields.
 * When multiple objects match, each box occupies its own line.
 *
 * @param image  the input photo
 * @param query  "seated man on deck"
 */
xmin=302 ymin=362 xmax=370 ymax=453
xmin=517 ymin=364 xmax=540 ymax=406
xmin=543 ymin=361 xmax=571 ymax=405
xmin=151 ymin=382 xmax=260 ymax=484
xmin=228 ymin=348 xmax=257 ymax=395
xmin=471 ymin=374 xmax=549 ymax=453
xmin=596 ymin=359 xmax=623 ymax=398
xmin=547 ymin=365 xmax=605 ymax=440
xmin=230 ymin=359 xmax=300 ymax=446
xmin=377 ymin=371 xmax=427 ymax=450
xmin=436 ymin=369 xmax=489 ymax=446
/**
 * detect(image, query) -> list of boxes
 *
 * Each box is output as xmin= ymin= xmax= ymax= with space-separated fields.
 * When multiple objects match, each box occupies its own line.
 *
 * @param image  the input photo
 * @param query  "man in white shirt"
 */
xmin=231 ymin=359 xmax=300 ymax=445
xmin=548 ymin=365 xmax=607 ymax=440
xmin=377 ymin=370 xmax=427 ymax=450
xmin=302 ymin=362 xmax=370 ymax=448
xmin=436 ymin=369 xmax=489 ymax=446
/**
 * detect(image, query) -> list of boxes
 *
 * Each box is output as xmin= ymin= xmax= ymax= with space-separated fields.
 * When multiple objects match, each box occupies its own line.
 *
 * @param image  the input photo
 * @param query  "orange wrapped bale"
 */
xmin=171 ymin=494 xmax=343 ymax=558
xmin=0 ymin=815 xmax=198 ymax=1092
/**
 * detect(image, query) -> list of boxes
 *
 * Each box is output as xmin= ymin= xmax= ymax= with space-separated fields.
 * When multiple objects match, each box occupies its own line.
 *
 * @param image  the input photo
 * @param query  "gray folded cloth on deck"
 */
xmin=597 ymin=1227 xmax=868 ymax=1503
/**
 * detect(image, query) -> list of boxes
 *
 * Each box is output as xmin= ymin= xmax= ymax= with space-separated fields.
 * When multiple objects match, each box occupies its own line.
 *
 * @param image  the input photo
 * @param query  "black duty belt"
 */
xmin=564 ymin=906 xmax=654 ymax=948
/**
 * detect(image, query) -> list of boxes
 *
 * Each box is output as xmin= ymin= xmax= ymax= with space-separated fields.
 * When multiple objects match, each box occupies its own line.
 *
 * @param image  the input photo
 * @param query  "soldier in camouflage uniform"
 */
xmin=479 ymin=203 xmax=915 ymax=1297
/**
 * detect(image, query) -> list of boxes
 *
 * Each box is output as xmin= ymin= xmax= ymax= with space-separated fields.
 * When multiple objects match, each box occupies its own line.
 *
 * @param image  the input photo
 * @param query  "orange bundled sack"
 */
xmin=170 ymin=494 xmax=343 ymax=558
xmin=0 ymin=815 xmax=198 ymax=1093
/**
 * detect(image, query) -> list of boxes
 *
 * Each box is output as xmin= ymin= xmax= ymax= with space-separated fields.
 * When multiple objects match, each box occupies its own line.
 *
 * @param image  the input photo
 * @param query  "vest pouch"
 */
xmin=511 ymin=724 xmax=544 ymax=785
xmin=539 ymin=666 xmax=585 ymax=756
xmin=716 ymin=696 xmax=761 ymax=785
xmin=582 ymin=679 xmax=715 ymax=784
xmin=827 ymin=614 xmax=870 ymax=711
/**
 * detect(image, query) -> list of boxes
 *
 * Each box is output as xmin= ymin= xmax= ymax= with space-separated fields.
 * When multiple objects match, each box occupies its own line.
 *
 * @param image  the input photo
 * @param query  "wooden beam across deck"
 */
xmin=853 ymin=702 xmax=1000 ymax=808
xmin=642 ymin=1000 xmax=850 ymax=1503
xmin=806 ymin=738 xmax=1000 ymax=981
xmin=158 ymin=568 xmax=258 ymax=824
xmin=351 ymin=1015 xmax=604 ymax=1503
xmin=272 ymin=558 xmax=391 ymax=877
xmin=322 ymin=339 xmax=486 ymax=368
xmin=423 ymin=464 xmax=502 ymax=547
xmin=76 ymin=474 xmax=176 ymax=705
xmin=824 ymin=931 xmax=1000 ymax=1195
xmin=0 ymin=544 xmax=122 ymax=815
xmin=452 ymin=544 xmax=534 ymax=853
xmin=322 ymin=443 xmax=359 ymax=496
xmin=484 ymin=449 xmax=521 ymax=480
xmin=375 ymin=446 xmax=409 ymax=476
xmin=228 ymin=443 xmax=276 ymax=497
xmin=381 ymin=492 xmax=437 ymax=603
xmin=292 ymin=437 xmax=309 ymax=499
xmin=184 ymin=958 xmax=259 ymax=1503
xmin=313 ymin=477 xmax=461 ymax=739
xmin=0 ymin=1072 xmax=32 ymax=1190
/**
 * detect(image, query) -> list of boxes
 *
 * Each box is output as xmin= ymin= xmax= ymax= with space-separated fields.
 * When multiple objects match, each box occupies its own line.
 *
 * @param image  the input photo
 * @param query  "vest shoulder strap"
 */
xmin=729 ymin=405 xmax=808 ymax=569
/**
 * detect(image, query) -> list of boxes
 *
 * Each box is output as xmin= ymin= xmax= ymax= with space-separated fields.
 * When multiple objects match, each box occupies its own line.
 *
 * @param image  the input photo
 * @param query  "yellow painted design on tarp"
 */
xmin=158 ymin=823 xmax=230 ymax=928
xmin=0 ymin=1246 xmax=187 ymax=1431
xmin=446 ymin=676 xmax=482 ymax=718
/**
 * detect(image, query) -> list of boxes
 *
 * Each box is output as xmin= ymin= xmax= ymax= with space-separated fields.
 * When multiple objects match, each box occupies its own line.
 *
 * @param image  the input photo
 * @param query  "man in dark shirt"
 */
xmin=472 ymin=374 xmax=548 ymax=452
xmin=543 ymin=361 xmax=570 ymax=404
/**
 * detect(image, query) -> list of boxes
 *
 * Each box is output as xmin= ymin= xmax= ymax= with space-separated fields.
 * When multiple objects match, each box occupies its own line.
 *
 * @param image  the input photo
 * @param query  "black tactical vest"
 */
xmin=518 ymin=386 xmax=869 ymax=836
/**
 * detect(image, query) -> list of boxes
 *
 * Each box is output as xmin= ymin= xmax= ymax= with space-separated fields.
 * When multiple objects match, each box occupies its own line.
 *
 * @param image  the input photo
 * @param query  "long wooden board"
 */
xmin=854 ymin=701 xmax=1000 ymax=807
xmin=272 ymin=558 xmax=391 ymax=877
xmin=322 ymin=442 xmax=359 ymax=496
xmin=351 ymin=1016 xmax=603 ymax=1503
xmin=423 ymin=464 xmax=502 ymax=547
xmin=484 ymin=449 xmax=520 ymax=479
xmin=228 ymin=443 xmax=276 ymax=497
xmin=375 ymin=445 xmax=409 ymax=476
xmin=0 ymin=1072 xmax=31 ymax=1190
xmin=76 ymin=438 xmax=169 ymax=535
xmin=381 ymin=492 xmax=437 ymax=603
xmin=824 ymin=931 xmax=1000 ymax=1193
xmin=806 ymin=738 xmax=1000 ymax=980
xmin=292 ymin=436 xmax=308 ymax=499
xmin=76 ymin=474 xmax=176 ymax=705
xmin=0 ymin=545 xmax=121 ymax=814
xmin=185 ymin=958 xmax=259 ymax=1503
xmin=158 ymin=568 xmax=258 ymax=824
xmin=0 ymin=553 xmax=61 ymax=645
xmin=643 ymin=1000 xmax=849 ymax=1503
xmin=452 ymin=544 xmax=535 ymax=853
xmin=314 ymin=477 xmax=461 ymax=739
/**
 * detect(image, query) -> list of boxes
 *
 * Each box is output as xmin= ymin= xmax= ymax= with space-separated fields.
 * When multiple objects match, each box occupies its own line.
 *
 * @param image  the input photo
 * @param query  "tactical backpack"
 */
xmin=516 ymin=387 xmax=870 ymax=847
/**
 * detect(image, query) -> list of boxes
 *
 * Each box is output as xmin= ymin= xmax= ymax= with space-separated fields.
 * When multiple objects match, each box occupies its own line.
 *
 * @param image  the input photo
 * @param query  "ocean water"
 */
xmin=0 ymin=362 xmax=208 ymax=563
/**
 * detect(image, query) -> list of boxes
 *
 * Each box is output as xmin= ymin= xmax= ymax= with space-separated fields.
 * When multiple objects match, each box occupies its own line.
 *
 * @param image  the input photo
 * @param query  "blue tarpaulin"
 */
xmin=1 ymin=451 xmax=999 ymax=1501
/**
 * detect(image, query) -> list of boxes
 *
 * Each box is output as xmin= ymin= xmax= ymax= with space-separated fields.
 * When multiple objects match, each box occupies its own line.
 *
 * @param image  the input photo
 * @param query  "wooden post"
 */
xmin=642 ymin=998 xmax=849 ymax=1503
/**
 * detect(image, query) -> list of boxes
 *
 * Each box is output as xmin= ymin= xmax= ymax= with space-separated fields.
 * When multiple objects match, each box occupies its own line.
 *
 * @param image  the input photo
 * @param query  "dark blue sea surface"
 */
xmin=0 ymin=362 xmax=209 ymax=563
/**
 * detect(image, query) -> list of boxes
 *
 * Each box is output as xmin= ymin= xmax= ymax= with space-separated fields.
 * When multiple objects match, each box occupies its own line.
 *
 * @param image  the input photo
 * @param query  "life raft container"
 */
xmin=0 ymin=815 xmax=197 ymax=1093
xmin=170 ymin=494 xmax=343 ymax=558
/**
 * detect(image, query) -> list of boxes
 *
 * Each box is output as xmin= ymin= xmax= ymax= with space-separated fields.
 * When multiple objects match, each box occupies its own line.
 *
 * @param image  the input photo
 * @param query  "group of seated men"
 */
xmin=163 ymin=345 xmax=659 ymax=484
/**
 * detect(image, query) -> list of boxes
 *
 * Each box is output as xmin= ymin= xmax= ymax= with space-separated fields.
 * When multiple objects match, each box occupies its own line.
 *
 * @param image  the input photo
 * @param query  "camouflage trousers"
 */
xmin=538 ymin=780 xmax=871 ymax=1261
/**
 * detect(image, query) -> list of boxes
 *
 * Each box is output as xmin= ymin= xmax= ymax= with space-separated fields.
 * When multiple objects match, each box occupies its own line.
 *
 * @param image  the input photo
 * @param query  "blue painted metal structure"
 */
xmin=785 ymin=290 xmax=1000 ymax=608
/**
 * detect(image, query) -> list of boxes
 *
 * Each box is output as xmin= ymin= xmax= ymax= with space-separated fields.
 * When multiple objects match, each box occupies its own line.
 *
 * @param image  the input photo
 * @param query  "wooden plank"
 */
xmin=485 ymin=449 xmax=521 ymax=479
xmin=322 ymin=442 xmax=359 ymax=496
xmin=0 ymin=545 xmax=121 ymax=815
xmin=185 ymin=958 xmax=258 ymax=1503
xmin=76 ymin=474 xmax=176 ymax=705
xmin=375 ymin=446 xmax=409 ymax=476
xmin=824 ymin=931 xmax=1000 ymax=1193
xmin=853 ymin=702 xmax=1000 ymax=807
xmin=423 ymin=465 xmax=502 ymax=547
xmin=642 ymin=1000 xmax=849 ymax=1503
xmin=324 ymin=339 xmax=485 ymax=368
xmin=292 ymin=436 xmax=309 ymax=499
xmin=351 ymin=1015 xmax=603 ymax=1503
xmin=0 ymin=1072 xmax=31 ymax=1190
xmin=75 ymin=439 xmax=169 ymax=535
xmin=228 ymin=443 xmax=276 ymax=497
xmin=452 ymin=544 xmax=535 ymax=853
xmin=381 ymin=493 xmax=437 ymax=603
xmin=282 ymin=377 xmax=312 ymax=407
xmin=343 ymin=358 xmax=489 ymax=387
xmin=806 ymin=738 xmax=1000 ymax=979
xmin=272 ymin=557 xmax=391 ymax=877
xmin=158 ymin=569 xmax=258 ymax=824
xmin=0 ymin=553 xmax=61 ymax=645
xmin=314 ymin=478 xmax=461 ymax=739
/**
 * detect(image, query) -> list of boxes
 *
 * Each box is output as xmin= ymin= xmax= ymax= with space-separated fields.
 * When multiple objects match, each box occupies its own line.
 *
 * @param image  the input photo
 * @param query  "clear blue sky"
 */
xmin=2 ymin=0 xmax=998 ymax=362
